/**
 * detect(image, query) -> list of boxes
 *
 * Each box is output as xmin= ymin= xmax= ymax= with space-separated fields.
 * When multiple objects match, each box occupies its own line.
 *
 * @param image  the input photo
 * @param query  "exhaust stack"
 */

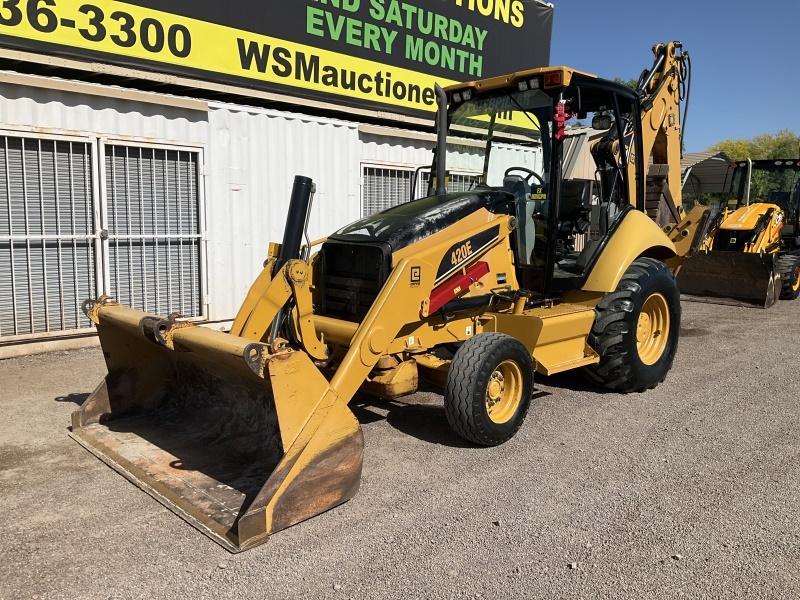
xmin=275 ymin=175 xmax=315 ymax=274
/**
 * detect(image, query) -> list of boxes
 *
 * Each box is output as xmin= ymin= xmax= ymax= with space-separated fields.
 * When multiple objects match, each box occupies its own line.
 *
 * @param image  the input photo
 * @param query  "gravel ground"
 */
xmin=1 ymin=300 xmax=798 ymax=600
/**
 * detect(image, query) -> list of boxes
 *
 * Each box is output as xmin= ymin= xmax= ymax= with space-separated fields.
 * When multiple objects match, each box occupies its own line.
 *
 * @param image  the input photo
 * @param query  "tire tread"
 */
xmin=444 ymin=333 xmax=532 ymax=446
xmin=776 ymin=254 xmax=800 ymax=300
xmin=584 ymin=257 xmax=678 ymax=392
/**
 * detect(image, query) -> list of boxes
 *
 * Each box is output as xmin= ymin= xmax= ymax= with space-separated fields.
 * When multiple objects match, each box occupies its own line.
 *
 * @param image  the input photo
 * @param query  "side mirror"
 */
xmin=592 ymin=114 xmax=613 ymax=131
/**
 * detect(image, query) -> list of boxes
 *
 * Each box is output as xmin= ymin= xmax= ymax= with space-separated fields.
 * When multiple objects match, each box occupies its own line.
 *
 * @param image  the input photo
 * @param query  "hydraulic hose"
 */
xmin=678 ymin=50 xmax=692 ymax=154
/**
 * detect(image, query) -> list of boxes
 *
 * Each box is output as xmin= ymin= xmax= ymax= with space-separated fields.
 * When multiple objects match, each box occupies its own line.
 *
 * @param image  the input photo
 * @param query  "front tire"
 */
xmin=583 ymin=257 xmax=680 ymax=392
xmin=777 ymin=254 xmax=800 ymax=300
xmin=444 ymin=333 xmax=534 ymax=446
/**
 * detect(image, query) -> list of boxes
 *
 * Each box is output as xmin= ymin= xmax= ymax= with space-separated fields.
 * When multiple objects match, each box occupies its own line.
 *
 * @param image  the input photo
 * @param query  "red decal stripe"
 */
xmin=428 ymin=261 xmax=490 ymax=314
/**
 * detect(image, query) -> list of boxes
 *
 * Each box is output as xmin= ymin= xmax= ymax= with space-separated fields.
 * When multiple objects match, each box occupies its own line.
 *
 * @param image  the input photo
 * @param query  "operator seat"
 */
xmin=572 ymin=201 xmax=620 ymax=270
xmin=502 ymin=175 xmax=531 ymax=204
xmin=559 ymin=186 xmax=622 ymax=276
xmin=558 ymin=180 xmax=592 ymax=222
xmin=552 ymin=180 xmax=594 ymax=274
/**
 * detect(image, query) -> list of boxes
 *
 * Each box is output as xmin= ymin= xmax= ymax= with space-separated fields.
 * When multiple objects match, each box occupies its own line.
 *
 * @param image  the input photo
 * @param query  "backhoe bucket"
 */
xmin=676 ymin=252 xmax=778 ymax=308
xmin=71 ymin=300 xmax=362 ymax=552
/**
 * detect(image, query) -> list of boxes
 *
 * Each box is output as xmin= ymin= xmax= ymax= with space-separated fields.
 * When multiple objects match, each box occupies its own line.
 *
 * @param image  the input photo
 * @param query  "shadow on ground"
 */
xmin=54 ymin=392 xmax=90 ymax=405
xmin=538 ymin=371 xmax=615 ymax=394
xmin=351 ymin=397 xmax=473 ymax=448
xmin=352 ymin=389 xmax=552 ymax=448
xmin=680 ymin=327 xmax=712 ymax=338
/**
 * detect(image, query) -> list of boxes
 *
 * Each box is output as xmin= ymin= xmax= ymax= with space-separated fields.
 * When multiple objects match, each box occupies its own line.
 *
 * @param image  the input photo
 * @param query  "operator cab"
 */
xmin=333 ymin=69 xmax=646 ymax=300
xmin=435 ymin=69 xmax=644 ymax=295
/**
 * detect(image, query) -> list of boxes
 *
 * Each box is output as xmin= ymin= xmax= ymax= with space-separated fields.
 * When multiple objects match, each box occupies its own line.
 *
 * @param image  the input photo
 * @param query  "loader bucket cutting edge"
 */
xmin=71 ymin=302 xmax=363 ymax=552
xmin=676 ymin=252 xmax=778 ymax=308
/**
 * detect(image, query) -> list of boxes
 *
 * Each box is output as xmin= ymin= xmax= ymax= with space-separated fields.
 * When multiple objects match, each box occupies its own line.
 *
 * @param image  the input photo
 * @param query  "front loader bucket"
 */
xmin=71 ymin=300 xmax=362 ymax=552
xmin=677 ymin=251 xmax=778 ymax=308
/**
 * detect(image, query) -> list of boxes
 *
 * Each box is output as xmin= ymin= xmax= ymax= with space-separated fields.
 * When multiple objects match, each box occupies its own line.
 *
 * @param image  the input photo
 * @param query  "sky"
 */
xmin=548 ymin=0 xmax=799 ymax=152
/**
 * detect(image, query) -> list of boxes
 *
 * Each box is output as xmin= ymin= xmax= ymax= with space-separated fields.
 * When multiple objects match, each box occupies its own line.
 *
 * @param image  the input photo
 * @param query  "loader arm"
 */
xmin=70 ymin=253 xmax=450 ymax=552
xmin=72 ymin=201 xmax=523 ymax=551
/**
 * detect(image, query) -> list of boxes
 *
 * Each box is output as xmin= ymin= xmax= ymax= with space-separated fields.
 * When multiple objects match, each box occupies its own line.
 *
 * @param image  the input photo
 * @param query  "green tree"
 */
xmin=708 ymin=129 xmax=800 ymax=161
xmin=613 ymin=77 xmax=639 ymax=90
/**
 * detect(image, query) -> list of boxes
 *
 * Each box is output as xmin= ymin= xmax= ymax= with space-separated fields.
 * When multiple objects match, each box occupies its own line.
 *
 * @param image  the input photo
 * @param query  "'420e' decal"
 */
xmin=436 ymin=225 xmax=500 ymax=282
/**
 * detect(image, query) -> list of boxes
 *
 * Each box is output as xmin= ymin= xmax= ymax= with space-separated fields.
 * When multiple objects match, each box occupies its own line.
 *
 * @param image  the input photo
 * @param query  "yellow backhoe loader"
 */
xmin=72 ymin=42 xmax=695 ymax=552
xmin=677 ymin=158 xmax=800 ymax=306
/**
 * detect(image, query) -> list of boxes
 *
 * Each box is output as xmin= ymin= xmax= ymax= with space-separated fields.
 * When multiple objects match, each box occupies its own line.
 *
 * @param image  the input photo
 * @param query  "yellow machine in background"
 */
xmin=72 ymin=44 xmax=691 ymax=552
xmin=677 ymin=159 xmax=800 ymax=306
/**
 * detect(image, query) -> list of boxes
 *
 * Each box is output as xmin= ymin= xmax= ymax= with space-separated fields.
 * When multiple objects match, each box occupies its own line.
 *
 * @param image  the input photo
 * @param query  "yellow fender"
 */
xmin=583 ymin=210 xmax=676 ymax=293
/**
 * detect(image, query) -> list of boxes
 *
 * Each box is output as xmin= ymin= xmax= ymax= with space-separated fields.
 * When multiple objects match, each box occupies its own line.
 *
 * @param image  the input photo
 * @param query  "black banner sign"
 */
xmin=0 ymin=0 xmax=553 ymax=117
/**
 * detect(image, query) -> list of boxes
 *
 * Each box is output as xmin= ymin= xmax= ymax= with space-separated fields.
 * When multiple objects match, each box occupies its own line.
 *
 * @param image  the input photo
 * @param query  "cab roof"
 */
xmin=445 ymin=66 xmax=597 ymax=95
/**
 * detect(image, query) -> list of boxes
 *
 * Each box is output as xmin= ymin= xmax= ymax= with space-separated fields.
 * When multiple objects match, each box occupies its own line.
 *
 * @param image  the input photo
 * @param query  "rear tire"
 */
xmin=777 ymin=254 xmax=800 ymax=300
xmin=583 ymin=257 xmax=680 ymax=392
xmin=444 ymin=333 xmax=534 ymax=446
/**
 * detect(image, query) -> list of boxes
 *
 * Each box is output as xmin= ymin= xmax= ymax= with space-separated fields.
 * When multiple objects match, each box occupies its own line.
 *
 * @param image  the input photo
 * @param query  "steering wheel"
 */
xmin=505 ymin=166 xmax=544 ymax=186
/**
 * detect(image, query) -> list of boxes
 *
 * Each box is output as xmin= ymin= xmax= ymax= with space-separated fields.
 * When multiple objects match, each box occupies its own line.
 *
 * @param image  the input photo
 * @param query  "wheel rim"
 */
xmin=485 ymin=360 xmax=524 ymax=424
xmin=792 ymin=266 xmax=800 ymax=292
xmin=636 ymin=293 xmax=670 ymax=366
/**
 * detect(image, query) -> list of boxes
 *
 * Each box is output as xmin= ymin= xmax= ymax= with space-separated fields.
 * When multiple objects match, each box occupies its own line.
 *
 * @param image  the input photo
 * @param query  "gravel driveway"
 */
xmin=1 ymin=300 xmax=798 ymax=599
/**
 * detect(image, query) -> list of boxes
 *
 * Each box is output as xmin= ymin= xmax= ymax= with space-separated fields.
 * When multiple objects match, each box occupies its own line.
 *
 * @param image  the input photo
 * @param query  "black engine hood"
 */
xmin=328 ymin=189 xmax=514 ymax=253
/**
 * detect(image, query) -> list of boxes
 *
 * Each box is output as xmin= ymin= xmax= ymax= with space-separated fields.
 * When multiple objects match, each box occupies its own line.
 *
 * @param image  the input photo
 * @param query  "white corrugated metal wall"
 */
xmin=206 ymin=104 xmax=361 ymax=319
xmin=0 ymin=82 xmax=209 ymax=342
xmin=0 ymin=78 xmax=541 ymax=349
